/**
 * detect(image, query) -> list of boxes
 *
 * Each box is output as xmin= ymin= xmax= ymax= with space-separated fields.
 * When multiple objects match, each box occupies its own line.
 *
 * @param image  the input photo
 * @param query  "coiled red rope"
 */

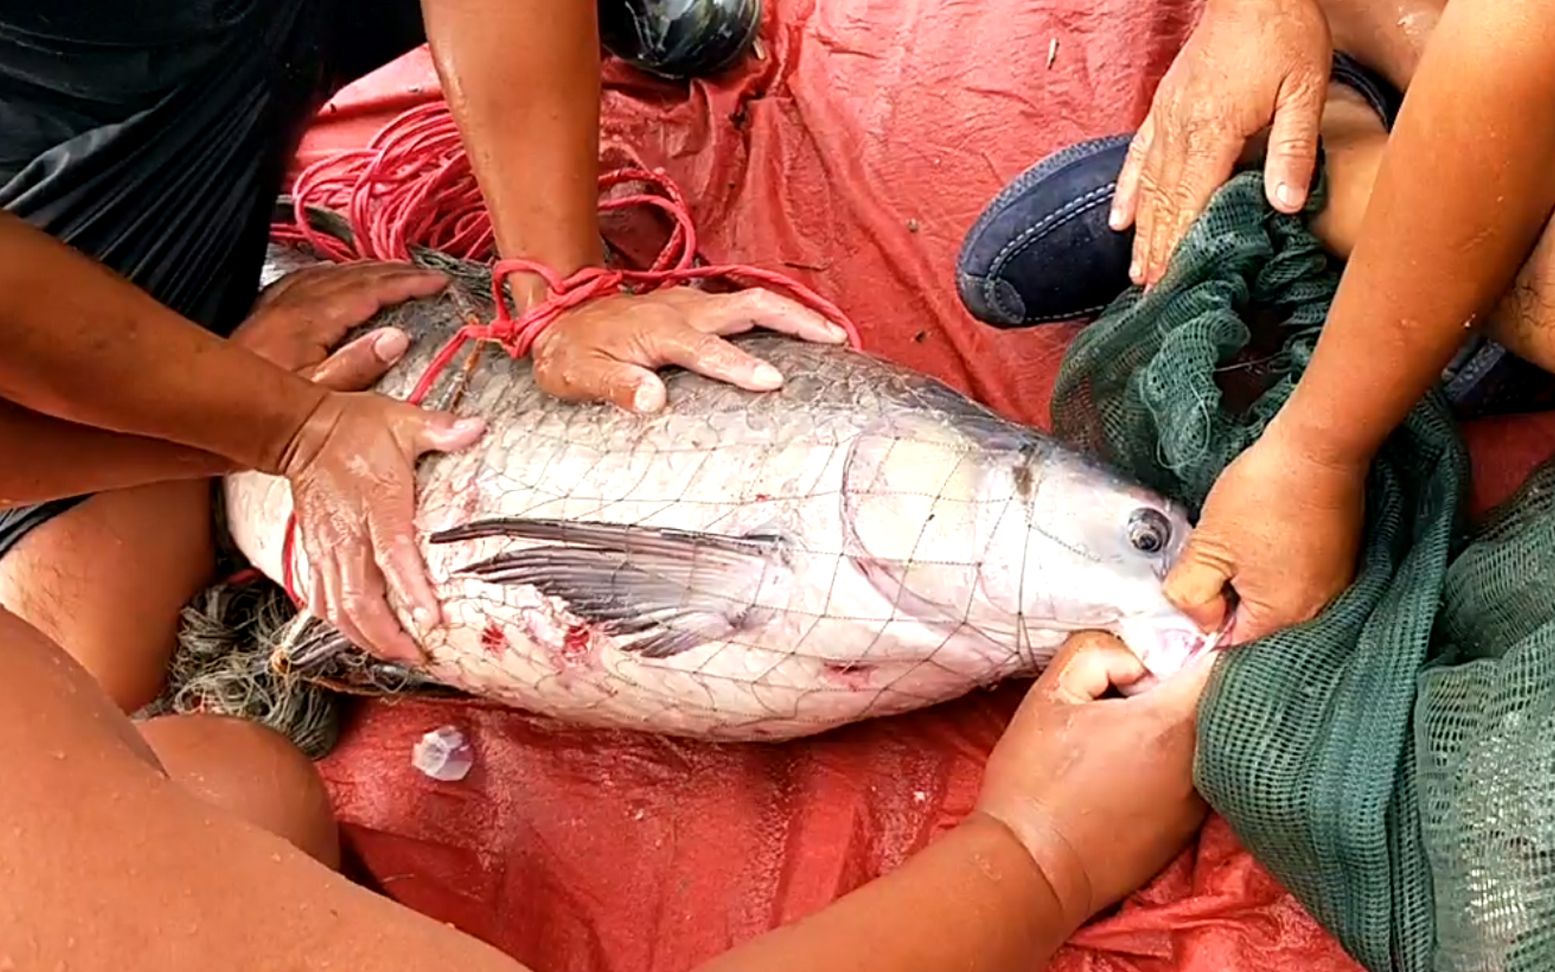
xmin=266 ymin=100 xmax=860 ymax=607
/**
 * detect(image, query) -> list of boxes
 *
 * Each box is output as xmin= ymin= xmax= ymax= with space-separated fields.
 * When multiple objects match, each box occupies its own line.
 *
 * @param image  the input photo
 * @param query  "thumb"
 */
xmin=1224 ymin=602 xmax=1283 ymax=647
xmin=1038 ymin=632 xmax=1151 ymax=703
xmin=535 ymin=352 xmax=669 ymax=413
xmin=1162 ymin=543 xmax=1233 ymax=633
xmin=408 ymin=409 xmax=486 ymax=455
xmin=308 ymin=328 xmax=409 ymax=391
xmin=1263 ymin=71 xmax=1326 ymax=213
xmin=584 ymin=362 xmax=668 ymax=413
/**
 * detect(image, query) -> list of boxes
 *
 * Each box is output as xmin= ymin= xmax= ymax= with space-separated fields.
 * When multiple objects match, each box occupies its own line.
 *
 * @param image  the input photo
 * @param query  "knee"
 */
xmin=137 ymin=714 xmax=341 ymax=869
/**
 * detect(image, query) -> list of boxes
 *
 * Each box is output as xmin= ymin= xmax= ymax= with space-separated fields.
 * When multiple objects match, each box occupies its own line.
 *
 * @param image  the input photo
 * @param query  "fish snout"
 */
xmin=1113 ymin=612 xmax=1227 ymax=683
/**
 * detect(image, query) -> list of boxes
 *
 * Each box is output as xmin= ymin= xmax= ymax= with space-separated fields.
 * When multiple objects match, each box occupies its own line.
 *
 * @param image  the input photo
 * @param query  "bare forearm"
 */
xmin=0 ymin=213 xmax=323 ymax=474
xmin=693 ymin=815 xmax=1072 ymax=972
xmin=423 ymin=0 xmax=604 ymax=305
xmin=0 ymin=400 xmax=231 ymax=508
xmin=1276 ymin=0 xmax=1555 ymax=465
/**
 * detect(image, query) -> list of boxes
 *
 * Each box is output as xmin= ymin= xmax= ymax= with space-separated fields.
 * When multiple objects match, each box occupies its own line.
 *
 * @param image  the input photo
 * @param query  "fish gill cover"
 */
xmin=1050 ymin=166 xmax=1555 ymax=971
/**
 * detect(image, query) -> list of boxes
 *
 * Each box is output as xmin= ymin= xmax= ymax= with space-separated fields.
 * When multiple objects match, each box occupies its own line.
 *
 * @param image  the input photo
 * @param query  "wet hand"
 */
xmin=529 ymin=285 xmax=850 ymax=412
xmin=277 ymin=392 xmax=485 ymax=663
xmin=1163 ymin=429 xmax=1365 ymax=644
xmin=233 ymin=260 xmax=448 ymax=373
xmin=1111 ymin=0 xmax=1330 ymax=287
xmin=975 ymin=632 xmax=1212 ymax=930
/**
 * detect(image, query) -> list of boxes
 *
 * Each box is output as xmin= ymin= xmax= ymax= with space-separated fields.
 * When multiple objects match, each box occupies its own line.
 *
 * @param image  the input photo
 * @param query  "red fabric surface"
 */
xmin=301 ymin=2 xmax=1555 ymax=970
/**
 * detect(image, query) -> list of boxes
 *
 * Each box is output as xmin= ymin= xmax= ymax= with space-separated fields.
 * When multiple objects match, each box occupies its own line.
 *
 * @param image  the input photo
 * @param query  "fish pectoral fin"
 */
xmin=430 ymin=518 xmax=788 ymax=659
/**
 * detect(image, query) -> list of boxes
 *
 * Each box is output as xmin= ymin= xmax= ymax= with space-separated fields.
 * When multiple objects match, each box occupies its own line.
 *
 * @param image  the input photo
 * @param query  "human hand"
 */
xmin=975 ymin=632 xmax=1212 ymax=931
xmin=241 ymin=260 xmax=487 ymax=663
xmin=1111 ymin=0 xmax=1331 ymax=287
xmin=234 ymin=260 xmax=448 ymax=373
xmin=529 ymin=285 xmax=850 ymax=412
xmin=1163 ymin=427 xmax=1366 ymax=644
xmin=276 ymin=392 xmax=485 ymax=663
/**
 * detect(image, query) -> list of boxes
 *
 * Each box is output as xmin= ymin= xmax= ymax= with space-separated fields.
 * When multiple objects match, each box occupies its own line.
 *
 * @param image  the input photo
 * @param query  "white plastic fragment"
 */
xmin=413 ymin=725 xmax=474 ymax=782
xmin=1047 ymin=37 xmax=1058 ymax=69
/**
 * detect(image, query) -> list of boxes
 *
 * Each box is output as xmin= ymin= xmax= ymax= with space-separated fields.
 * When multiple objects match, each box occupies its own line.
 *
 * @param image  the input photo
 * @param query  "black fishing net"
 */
xmin=1050 ymin=168 xmax=1555 ymax=971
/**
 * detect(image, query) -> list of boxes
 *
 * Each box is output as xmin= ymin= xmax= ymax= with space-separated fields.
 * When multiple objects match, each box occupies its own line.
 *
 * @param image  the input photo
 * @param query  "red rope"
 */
xmin=263 ymin=101 xmax=860 ymax=607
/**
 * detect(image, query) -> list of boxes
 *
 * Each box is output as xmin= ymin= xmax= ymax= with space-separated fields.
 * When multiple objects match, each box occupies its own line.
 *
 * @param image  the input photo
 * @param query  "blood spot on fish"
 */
xmin=457 ymin=492 xmax=480 ymax=519
xmin=824 ymin=662 xmax=877 ymax=689
xmin=480 ymin=622 xmax=508 ymax=656
xmin=562 ymin=624 xmax=592 ymax=660
xmin=754 ymin=492 xmax=771 ymax=502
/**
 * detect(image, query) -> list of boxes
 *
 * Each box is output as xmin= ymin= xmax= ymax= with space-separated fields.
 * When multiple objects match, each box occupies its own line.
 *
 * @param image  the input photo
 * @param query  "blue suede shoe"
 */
xmin=956 ymin=51 xmax=1400 ymax=329
xmin=955 ymin=134 xmax=1135 ymax=327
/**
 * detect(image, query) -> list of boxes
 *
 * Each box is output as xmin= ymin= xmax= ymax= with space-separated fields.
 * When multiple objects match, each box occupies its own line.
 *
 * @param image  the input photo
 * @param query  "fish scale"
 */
xmin=223 ymin=240 xmax=1217 ymax=741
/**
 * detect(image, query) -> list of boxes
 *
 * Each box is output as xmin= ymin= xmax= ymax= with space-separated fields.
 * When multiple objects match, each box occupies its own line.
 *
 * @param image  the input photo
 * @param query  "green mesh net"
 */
xmin=1051 ymin=169 xmax=1555 ymax=971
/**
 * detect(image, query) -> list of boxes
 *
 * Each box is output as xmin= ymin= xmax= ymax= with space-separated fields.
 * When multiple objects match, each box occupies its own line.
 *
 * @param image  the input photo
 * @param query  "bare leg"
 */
xmin=2 ymin=483 xmax=342 ymax=865
xmin=1323 ymin=0 xmax=1445 ymax=93
xmin=0 ymin=479 xmax=214 ymax=713
xmin=0 ymin=607 xmax=527 ymax=972
xmin=138 ymin=713 xmax=342 ymax=868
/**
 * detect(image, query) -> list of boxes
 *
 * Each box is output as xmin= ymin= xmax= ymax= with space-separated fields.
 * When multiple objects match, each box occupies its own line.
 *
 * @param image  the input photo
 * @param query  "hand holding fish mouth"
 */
xmin=1162 ymin=427 xmax=1365 ymax=645
xmin=528 ymin=285 xmax=851 ymax=412
xmin=975 ymin=632 xmax=1212 ymax=931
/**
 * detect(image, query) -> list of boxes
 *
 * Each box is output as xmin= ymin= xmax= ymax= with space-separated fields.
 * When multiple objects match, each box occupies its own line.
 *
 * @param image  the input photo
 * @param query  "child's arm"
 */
xmin=1167 ymin=0 xmax=1555 ymax=640
xmin=695 ymin=635 xmax=1211 ymax=972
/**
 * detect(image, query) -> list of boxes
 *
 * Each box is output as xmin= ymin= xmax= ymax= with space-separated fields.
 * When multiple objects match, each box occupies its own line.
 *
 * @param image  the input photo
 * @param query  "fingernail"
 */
xmin=826 ymin=322 xmax=848 ymax=341
xmin=633 ymin=382 xmax=665 ymax=412
xmin=1275 ymin=183 xmax=1296 ymax=209
xmin=752 ymin=363 xmax=783 ymax=388
xmin=1109 ymin=207 xmax=1125 ymax=230
xmin=453 ymin=417 xmax=485 ymax=435
xmin=373 ymin=328 xmax=410 ymax=361
xmin=1129 ymin=260 xmax=1142 ymax=283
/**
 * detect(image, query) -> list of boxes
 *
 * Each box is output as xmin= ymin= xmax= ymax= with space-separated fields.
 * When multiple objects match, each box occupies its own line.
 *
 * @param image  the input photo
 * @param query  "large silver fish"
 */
xmin=223 ymin=241 xmax=1216 ymax=741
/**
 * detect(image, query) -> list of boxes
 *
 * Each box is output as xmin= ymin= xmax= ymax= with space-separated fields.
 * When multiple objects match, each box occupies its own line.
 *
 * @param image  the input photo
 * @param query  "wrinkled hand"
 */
xmin=234 ymin=260 xmax=448 ymax=374
xmin=277 ymin=393 xmax=485 ymax=663
xmin=1112 ymin=0 xmax=1331 ymax=287
xmin=241 ymin=260 xmax=483 ymax=663
xmin=1163 ymin=429 xmax=1365 ymax=644
xmin=976 ymin=633 xmax=1212 ymax=930
xmin=530 ymin=285 xmax=850 ymax=412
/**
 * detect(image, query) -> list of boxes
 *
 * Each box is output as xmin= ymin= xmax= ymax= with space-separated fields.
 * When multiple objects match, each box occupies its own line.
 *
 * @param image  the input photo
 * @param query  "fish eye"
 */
xmin=1127 ymin=508 xmax=1171 ymax=554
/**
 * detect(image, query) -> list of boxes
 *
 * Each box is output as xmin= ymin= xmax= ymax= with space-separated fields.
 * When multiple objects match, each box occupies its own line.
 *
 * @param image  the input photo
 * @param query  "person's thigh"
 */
xmin=0 ymin=480 xmax=214 ymax=714
xmin=0 ymin=607 xmax=526 ymax=972
xmin=138 ymin=713 xmax=341 ymax=868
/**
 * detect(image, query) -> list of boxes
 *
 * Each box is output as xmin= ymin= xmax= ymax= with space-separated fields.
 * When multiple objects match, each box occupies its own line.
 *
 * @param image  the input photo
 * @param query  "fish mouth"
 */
xmin=1115 ymin=612 xmax=1231 ymax=683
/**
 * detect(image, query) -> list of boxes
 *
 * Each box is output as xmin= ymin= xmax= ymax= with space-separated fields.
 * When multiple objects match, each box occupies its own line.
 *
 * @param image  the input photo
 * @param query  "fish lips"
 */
xmin=1113 ymin=611 xmax=1230 ymax=693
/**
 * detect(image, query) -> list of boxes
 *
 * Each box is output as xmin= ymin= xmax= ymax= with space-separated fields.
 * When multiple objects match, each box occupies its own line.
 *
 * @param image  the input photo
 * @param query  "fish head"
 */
xmin=840 ymin=404 xmax=1219 ymax=679
xmin=989 ymin=448 xmax=1221 ymax=679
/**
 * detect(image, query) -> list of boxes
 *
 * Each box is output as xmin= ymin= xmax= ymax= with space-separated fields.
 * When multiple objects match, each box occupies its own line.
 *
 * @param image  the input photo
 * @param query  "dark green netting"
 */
xmin=1052 ymin=168 xmax=1555 ymax=971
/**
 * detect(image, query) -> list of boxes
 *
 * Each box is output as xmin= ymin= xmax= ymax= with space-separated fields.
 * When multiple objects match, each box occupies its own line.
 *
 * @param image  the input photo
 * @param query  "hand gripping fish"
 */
xmin=223 ymin=241 xmax=1220 ymax=741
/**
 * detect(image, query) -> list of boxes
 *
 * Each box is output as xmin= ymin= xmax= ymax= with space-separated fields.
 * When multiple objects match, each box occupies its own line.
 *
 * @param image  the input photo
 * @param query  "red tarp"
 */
xmin=299 ymin=2 xmax=1555 ymax=969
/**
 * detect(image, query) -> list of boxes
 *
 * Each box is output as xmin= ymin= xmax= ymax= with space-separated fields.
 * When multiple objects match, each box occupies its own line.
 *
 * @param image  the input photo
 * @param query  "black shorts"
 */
xmin=0 ymin=0 xmax=425 ymax=559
